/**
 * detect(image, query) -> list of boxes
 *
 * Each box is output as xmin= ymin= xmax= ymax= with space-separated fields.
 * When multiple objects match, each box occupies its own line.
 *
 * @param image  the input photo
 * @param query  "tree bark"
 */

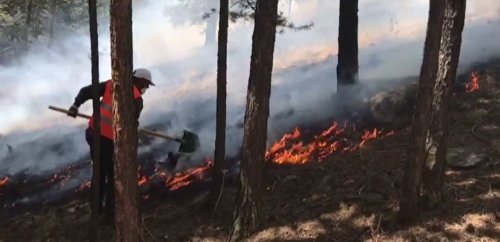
xmin=399 ymin=0 xmax=445 ymax=223
xmin=110 ymin=0 xmax=139 ymax=241
xmin=23 ymin=0 xmax=34 ymax=49
xmin=209 ymin=0 xmax=228 ymax=209
xmin=421 ymin=0 xmax=466 ymax=209
xmin=88 ymin=0 xmax=101 ymax=240
xmin=25 ymin=0 xmax=33 ymax=26
xmin=229 ymin=0 xmax=279 ymax=241
xmin=337 ymin=0 xmax=358 ymax=86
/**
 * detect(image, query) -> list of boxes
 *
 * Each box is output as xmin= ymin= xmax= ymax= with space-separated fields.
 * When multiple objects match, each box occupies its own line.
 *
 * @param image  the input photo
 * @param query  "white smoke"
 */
xmin=1 ymin=0 xmax=500 ymax=177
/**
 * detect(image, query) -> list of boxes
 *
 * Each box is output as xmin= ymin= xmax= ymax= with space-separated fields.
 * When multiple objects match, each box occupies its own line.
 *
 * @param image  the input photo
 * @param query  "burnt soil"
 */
xmin=1 ymin=61 xmax=500 ymax=241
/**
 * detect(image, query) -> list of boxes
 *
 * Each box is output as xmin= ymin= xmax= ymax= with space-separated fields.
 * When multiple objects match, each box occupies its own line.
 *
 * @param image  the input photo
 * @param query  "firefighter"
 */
xmin=67 ymin=68 xmax=154 ymax=219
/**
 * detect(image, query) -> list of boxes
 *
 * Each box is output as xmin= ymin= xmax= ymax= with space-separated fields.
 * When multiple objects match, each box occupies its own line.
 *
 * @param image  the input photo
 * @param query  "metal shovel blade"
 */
xmin=178 ymin=130 xmax=200 ymax=153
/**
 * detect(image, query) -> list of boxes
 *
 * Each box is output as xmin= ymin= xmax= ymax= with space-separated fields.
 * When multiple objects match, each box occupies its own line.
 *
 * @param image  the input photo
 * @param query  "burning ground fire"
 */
xmin=66 ymin=121 xmax=391 ymax=195
xmin=1 ymin=121 xmax=393 ymax=203
xmin=0 ymin=177 xmax=7 ymax=197
xmin=0 ymin=176 xmax=9 ymax=189
xmin=136 ymin=159 xmax=214 ymax=192
xmin=265 ymin=121 xmax=394 ymax=165
xmin=73 ymin=160 xmax=214 ymax=195
xmin=0 ymin=176 xmax=9 ymax=185
xmin=466 ymin=72 xmax=480 ymax=93
xmin=136 ymin=122 xmax=391 ymax=191
xmin=120 ymin=122 xmax=392 ymax=191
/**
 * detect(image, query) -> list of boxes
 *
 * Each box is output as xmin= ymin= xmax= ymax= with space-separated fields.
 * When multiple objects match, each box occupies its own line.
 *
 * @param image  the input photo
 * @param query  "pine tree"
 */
xmin=229 ymin=0 xmax=279 ymax=240
xmin=110 ymin=0 xmax=139 ymax=241
xmin=399 ymin=0 xmax=466 ymax=222
xmin=209 ymin=0 xmax=229 ymax=210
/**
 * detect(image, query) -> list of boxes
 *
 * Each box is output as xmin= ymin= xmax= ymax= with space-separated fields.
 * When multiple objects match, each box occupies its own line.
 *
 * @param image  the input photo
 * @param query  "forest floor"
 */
xmin=1 ymin=60 xmax=500 ymax=242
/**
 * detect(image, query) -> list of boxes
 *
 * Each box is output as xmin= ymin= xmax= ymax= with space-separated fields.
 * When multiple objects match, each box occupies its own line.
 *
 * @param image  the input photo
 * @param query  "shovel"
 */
xmin=48 ymin=105 xmax=199 ymax=153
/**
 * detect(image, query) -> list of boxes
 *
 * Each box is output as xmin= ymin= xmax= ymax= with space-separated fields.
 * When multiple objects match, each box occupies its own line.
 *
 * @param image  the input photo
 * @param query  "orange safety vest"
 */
xmin=89 ymin=80 xmax=142 ymax=140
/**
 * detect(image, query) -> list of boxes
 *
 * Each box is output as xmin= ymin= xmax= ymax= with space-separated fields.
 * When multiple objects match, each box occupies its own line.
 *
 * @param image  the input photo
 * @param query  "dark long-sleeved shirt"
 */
xmin=72 ymin=81 xmax=143 ymax=123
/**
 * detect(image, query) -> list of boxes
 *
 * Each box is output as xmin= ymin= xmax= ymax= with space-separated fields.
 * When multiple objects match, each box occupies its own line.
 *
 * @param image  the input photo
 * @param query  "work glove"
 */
xmin=68 ymin=105 xmax=78 ymax=118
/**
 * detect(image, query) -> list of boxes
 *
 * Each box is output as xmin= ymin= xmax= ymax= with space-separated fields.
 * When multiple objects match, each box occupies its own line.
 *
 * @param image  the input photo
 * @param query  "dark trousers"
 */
xmin=85 ymin=128 xmax=115 ymax=218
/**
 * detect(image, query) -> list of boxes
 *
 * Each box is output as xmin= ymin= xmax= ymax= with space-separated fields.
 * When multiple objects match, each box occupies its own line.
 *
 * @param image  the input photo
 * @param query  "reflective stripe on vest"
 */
xmin=89 ymin=80 xmax=142 ymax=140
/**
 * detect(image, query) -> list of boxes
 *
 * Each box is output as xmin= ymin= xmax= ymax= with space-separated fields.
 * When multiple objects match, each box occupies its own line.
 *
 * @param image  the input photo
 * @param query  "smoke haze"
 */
xmin=1 ymin=0 xmax=499 ymax=177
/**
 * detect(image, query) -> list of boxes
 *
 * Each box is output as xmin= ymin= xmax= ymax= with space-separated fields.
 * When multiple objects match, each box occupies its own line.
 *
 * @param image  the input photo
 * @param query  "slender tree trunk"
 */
xmin=209 ymin=0 xmax=228 ymax=210
xmin=229 ymin=0 xmax=279 ymax=241
xmin=25 ymin=0 xmax=33 ymax=27
xmin=88 ymin=0 xmax=101 ymax=240
xmin=337 ymin=0 xmax=358 ymax=86
xmin=399 ymin=0 xmax=445 ymax=223
xmin=110 ymin=0 xmax=139 ymax=241
xmin=421 ymin=0 xmax=466 ymax=208
xmin=23 ymin=0 xmax=34 ymax=49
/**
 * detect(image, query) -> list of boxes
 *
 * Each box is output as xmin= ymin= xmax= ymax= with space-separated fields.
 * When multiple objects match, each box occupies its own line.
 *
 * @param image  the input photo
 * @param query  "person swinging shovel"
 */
xmin=49 ymin=68 xmax=199 ymax=221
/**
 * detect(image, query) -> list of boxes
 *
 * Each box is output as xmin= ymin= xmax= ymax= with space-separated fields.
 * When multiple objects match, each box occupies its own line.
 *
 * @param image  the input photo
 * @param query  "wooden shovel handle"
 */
xmin=48 ymin=105 xmax=181 ymax=142
xmin=138 ymin=129 xmax=181 ymax=142
xmin=49 ymin=105 xmax=91 ymax=119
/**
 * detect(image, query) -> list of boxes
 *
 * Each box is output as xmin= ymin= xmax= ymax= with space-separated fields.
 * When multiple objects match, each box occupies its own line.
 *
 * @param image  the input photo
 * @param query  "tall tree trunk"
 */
xmin=88 ymin=0 xmax=101 ymax=240
xmin=25 ymin=0 xmax=33 ymax=27
xmin=229 ymin=0 xmax=279 ymax=241
xmin=337 ymin=0 xmax=358 ymax=86
xmin=110 ymin=0 xmax=139 ymax=241
xmin=421 ymin=0 xmax=466 ymax=208
xmin=399 ymin=0 xmax=445 ymax=223
xmin=209 ymin=0 xmax=228 ymax=210
xmin=23 ymin=0 xmax=34 ymax=49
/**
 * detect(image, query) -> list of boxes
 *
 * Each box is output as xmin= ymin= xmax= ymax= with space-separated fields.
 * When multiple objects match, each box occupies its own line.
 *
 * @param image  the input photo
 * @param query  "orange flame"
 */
xmin=266 ymin=122 xmax=393 ymax=165
xmin=138 ymin=174 xmax=148 ymax=186
xmin=359 ymin=128 xmax=380 ymax=147
xmin=139 ymin=160 xmax=213 ymax=191
xmin=266 ymin=122 xmax=347 ymax=165
xmin=465 ymin=72 xmax=480 ymax=93
xmin=73 ymin=160 xmax=214 ymax=194
xmin=165 ymin=160 xmax=213 ymax=191
xmin=266 ymin=127 xmax=301 ymax=158
xmin=0 ymin=176 xmax=9 ymax=187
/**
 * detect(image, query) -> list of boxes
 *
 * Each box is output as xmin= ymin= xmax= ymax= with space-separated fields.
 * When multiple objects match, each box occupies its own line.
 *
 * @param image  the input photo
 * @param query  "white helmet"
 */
xmin=133 ymin=68 xmax=155 ymax=86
